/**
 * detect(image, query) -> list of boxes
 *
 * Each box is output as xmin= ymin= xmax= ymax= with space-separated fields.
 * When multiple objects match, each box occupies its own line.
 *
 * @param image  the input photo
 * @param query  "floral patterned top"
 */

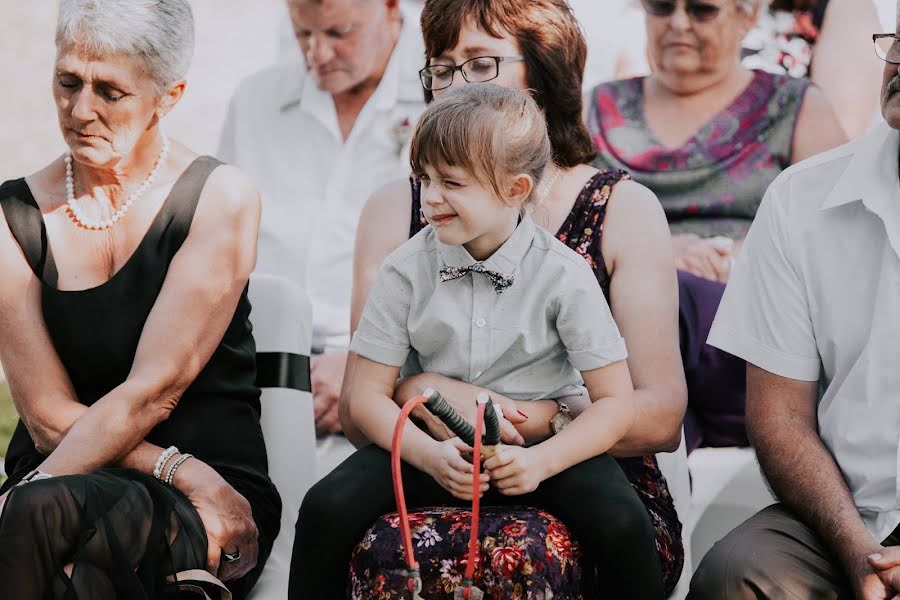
xmin=741 ymin=2 xmax=828 ymax=79
xmin=409 ymin=173 xmax=685 ymax=592
xmin=587 ymin=70 xmax=810 ymax=239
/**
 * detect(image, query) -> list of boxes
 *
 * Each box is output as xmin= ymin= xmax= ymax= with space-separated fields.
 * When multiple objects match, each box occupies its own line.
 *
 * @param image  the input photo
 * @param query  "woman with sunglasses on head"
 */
xmin=742 ymin=0 xmax=881 ymax=138
xmin=304 ymin=0 xmax=688 ymax=596
xmin=587 ymin=0 xmax=846 ymax=455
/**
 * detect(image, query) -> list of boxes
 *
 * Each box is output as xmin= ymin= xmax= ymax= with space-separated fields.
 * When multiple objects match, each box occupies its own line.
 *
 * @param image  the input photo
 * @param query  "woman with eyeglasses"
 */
xmin=587 ymin=0 xmax=846 ymax=455
xmin=292 ymin=0 xmax=688 ymax=596
xmin=742 ymin=0 xmax=881 ymax=138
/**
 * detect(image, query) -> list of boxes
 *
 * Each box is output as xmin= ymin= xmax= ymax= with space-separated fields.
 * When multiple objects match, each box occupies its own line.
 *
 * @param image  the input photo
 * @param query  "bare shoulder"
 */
xmin=600 ymin=178 xmax=672 ymax=273
xmin=357 ymin=177 xmax=413 ymax=249
xmin=195 ymin=162 xmax=261 ymax=229
xmin=604 ymin=179 xmax=668 ymax=239
xmin=793 ymin=85 xmax=847 ymax=162
xmin=363 ymin=177 xmax=413 ymax=221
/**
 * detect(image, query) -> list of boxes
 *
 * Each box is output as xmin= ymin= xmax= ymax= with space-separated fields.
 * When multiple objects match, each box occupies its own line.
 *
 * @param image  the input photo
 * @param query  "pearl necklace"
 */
xmin=65 ymin=133 xmax=170 ymax=230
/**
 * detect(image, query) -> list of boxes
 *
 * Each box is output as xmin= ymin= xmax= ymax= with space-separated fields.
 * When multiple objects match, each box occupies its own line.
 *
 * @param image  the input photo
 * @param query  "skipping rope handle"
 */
xmin=422 ymin=388 xmax=502 ymax=451
xmin=394 ymin=390 xmax=496 ymax=599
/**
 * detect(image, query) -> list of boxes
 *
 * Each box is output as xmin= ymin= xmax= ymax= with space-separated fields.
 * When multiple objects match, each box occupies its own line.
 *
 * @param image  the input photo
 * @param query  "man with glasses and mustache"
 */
xmin=689 ymin=5 xmax=900 ymax=598
xmin=218 ymin=0 xmax=425 ymax=473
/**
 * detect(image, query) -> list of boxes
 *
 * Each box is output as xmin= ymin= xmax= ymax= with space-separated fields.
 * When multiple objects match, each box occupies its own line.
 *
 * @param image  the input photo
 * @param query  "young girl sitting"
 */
xmin=290 ymin=84 xmax=665 ymax=599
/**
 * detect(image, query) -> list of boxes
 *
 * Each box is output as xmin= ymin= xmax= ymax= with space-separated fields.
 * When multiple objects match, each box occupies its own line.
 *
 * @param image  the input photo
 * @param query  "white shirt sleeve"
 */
xmin=349 ymin=258 xmax=413 ymax=367
xmin=556 ymin=257 xmax=628 ymax=371
xmin=707 ymin=175 xmax=821 ymax=381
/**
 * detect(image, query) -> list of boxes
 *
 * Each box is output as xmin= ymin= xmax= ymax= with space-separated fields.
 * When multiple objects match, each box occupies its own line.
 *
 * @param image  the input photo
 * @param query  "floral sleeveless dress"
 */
xmin=347 ymin=172 xmax=683 ymax=598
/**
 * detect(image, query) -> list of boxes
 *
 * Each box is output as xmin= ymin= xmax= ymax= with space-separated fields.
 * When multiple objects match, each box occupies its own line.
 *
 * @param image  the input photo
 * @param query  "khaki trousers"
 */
xmin=689 ymin=503 xmax=900 ymax=600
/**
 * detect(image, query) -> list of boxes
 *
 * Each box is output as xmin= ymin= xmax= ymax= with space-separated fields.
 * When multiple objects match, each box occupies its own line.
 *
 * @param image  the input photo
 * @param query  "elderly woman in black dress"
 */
xmin=0 ymin=1 xmax=279 ymax=598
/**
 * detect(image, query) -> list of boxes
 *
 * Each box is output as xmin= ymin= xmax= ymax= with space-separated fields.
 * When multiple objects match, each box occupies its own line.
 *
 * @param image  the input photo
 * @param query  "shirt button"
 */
xmin=475 ymin=318 xmax=486 ymax=328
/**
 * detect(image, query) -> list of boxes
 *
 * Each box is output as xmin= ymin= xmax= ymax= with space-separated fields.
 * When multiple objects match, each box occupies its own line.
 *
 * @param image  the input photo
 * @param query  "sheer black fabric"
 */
xmin=0 ymin=157 xmax=281 ymax=599
xmin=0 ymin=471 xmax=207 ymax=599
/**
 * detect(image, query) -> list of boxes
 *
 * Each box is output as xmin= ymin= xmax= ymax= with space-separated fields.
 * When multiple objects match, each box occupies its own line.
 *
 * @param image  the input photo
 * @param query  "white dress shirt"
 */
xmin=351 ymin=216 xmax=627 ymax=400
xmin=218 ymin=9 xmax=426 ymax=352
xmin=708 ymin=121 xmax=900 ymax=543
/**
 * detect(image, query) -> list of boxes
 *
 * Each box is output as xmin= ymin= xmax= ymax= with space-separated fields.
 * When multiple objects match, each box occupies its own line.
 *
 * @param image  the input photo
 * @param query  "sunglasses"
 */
xmin=641 ymin=0 xmax=723 ymax=22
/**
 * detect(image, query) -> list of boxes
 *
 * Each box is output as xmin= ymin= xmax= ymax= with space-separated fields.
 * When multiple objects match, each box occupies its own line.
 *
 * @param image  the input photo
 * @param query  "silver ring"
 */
xmin=223 ymin=550 xmax=241 ymax=563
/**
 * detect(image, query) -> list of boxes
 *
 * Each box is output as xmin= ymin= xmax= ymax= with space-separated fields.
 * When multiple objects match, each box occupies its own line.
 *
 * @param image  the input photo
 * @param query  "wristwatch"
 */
xmin=549 ymin=399 xmax=573 ymax=435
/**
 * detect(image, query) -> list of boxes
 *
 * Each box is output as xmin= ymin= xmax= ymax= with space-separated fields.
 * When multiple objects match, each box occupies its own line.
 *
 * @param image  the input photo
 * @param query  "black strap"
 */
xmin=0 ymin=180 xmax=52 ymax=280
xmin=255 ymin=352 xmax=311 ymax=392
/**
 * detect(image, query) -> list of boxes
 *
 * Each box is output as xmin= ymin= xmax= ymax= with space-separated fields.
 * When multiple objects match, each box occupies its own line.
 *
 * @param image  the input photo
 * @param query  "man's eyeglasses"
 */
xmin=641 ymin=0 xmax=723 ymax=22
xmin=874 ymin=34 xmax=900 ymax=64
xmin=419 ymin=56 xmax=524 ymax=91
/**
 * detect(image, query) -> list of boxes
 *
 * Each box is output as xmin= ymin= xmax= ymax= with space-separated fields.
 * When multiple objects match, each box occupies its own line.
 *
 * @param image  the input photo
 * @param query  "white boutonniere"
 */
xmin=390 ymin=116 xmax=413 ymax=158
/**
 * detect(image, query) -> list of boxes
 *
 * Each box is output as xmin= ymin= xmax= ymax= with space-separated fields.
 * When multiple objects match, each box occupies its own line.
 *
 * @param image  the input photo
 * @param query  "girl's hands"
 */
xmin=422 ymin=438 xmax=490 ymax=501
xmin=484 ymin=446 xmax=549 ymax=496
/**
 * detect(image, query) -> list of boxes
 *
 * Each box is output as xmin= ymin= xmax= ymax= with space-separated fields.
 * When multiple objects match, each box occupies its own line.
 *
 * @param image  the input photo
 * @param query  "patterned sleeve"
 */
xmin=349 ymin=258 xmax=413 ymax=367
xmin=555 ymin=255 xmax=628 ymax=371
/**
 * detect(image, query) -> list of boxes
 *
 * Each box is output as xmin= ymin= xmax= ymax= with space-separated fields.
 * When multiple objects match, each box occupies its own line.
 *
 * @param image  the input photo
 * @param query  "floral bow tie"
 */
xmin=439 ymin=263 xmax=514 ymax=294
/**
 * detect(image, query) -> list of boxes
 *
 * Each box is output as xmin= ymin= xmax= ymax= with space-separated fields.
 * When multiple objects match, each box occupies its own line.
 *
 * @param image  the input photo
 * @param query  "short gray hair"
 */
xmin=56 ymin=0 xmax=195 ymax=93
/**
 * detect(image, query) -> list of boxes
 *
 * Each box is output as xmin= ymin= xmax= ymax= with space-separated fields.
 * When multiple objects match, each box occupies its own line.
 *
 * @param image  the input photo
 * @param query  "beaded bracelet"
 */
xmin=164 ymin=453 xmax=194 ymax=486
xmin=153 ymin=446 xmax=179 ymax=481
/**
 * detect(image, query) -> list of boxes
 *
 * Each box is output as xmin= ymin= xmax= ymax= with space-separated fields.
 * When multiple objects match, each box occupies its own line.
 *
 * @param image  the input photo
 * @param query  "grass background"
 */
xmin=0 ymin=382 xmax=13 ymax=450
xmin=0 ymin=381 xmax=13 ymax=485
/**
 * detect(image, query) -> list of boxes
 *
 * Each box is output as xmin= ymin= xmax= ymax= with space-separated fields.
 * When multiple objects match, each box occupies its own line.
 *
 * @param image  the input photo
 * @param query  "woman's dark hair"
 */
xmin=420 ymin=0 xmax=596 ymax=168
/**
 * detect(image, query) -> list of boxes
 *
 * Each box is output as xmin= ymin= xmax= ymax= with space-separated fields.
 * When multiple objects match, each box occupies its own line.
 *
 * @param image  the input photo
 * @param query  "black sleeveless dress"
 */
xmin=0 ymin=157 xmax=280 ymax=599
xmin=411 ymin=172 xmax=685 ymax=593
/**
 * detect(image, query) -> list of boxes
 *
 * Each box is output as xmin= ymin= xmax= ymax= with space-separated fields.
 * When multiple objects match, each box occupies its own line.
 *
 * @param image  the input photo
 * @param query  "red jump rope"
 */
xmin=390 ymin=389 xmax=501 ymax=600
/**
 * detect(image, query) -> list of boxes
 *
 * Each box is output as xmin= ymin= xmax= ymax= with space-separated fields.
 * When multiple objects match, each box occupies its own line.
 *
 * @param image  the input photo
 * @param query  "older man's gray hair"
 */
xmin=56 ymin=0 xmax=194 ymax=94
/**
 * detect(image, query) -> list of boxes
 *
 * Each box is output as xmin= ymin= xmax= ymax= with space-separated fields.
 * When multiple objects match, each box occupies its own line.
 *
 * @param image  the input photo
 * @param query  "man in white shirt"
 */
xmin=689 ymin=12 xmax=900 ymax=599
xmin=218 ymin=0 xmax=425 ymax=446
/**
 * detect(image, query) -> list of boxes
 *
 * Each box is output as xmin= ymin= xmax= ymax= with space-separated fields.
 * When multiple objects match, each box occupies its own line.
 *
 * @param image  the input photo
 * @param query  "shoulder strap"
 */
xmin=157 ymin=156 xmax=224 ymax=258
xmin=0 ymin=180 xmax=52 ymax=280
xmin=556 ymin=170 xmax=631 ymax=301
xmin=167 ymin=156 xmax=224 ymax=224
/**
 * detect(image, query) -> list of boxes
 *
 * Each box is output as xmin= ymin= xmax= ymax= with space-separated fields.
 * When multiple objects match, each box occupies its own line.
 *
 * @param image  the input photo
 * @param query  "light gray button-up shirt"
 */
xmin=350 ymin=215 xmax=628 ymax=401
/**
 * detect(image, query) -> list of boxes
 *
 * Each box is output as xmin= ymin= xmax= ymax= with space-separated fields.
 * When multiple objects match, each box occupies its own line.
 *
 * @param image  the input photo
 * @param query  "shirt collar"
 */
xmin=821 ymin=120 xmax=900 ymax=259
xmin=278 ymin=5 xmax=423 ymax=116
xmin=821 ymin=120 xmax=900 ymax=213
xmin=437 ymin=214 xmax=537 ymax=275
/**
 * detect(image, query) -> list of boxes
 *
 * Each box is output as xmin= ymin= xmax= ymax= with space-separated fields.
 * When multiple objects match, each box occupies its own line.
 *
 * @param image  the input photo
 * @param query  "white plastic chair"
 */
xmin=246 ymin=273 xmax=315 ymax=600
xmin=687 ymin=446 xmax=775 ymax=567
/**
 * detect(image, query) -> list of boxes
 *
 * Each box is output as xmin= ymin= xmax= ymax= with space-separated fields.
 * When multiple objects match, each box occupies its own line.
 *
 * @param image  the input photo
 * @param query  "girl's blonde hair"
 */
xmin=410 ymin=83 xmax=553 ymax=208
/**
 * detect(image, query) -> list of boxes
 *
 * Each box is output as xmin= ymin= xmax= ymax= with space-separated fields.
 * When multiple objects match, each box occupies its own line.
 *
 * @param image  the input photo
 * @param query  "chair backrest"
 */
xmin=246 ymin=273 xmax=315 ymax=600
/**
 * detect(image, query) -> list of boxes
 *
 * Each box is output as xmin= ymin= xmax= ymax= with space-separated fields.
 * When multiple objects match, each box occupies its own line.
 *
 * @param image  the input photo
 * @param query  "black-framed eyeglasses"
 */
xmin=641 ymin=0 xmax=723 ymax=22
xmin=419 ymin=56 xmax=524 ymax=91
xmin=874 ymin=34 xmax=900 ymax=64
